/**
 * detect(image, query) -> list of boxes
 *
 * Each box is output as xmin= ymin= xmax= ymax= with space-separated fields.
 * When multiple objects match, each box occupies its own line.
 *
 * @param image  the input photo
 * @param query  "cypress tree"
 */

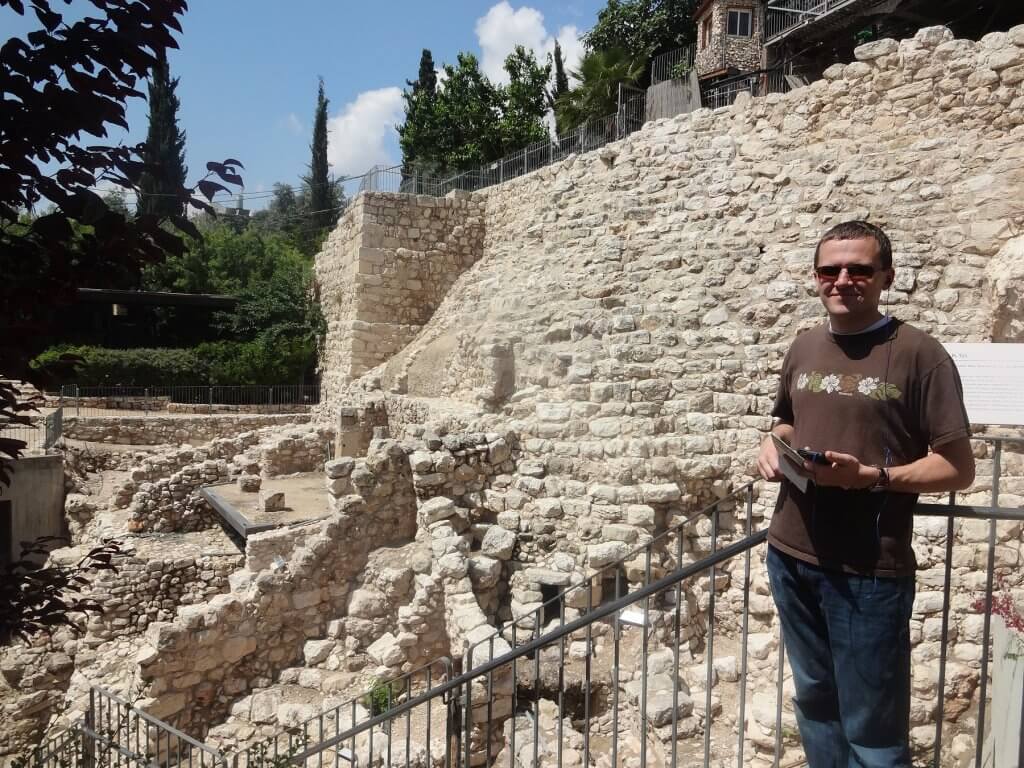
xmin=417 ymin=49 xmax=437 ymax=97
xmin=553 ymin=40 xmax=570 ymax=101
xmin=306 ymin=78 xmax=332 ymax=231
xmin=550 ymin=41 xmax=571 ymax=134
xmin=137 ymin=55 xmax=187 ymax=218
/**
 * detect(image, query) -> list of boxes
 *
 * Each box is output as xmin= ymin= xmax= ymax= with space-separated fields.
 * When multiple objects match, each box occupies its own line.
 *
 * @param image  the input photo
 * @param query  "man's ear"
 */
xmin=885 ymin=270 xmax=894 ymax=289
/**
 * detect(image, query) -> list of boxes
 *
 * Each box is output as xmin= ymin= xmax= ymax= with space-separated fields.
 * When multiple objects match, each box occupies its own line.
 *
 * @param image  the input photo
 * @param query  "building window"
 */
xmin=701 ymin=15 xmax=713 ymax=49
xmin=727 ymin=9 xmax=753 ymax=37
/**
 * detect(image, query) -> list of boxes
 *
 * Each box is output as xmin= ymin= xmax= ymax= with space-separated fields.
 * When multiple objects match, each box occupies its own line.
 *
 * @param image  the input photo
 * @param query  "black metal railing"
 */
xmin=57 ymin=384 xmax=320 ymax=417
xmin=651 ymin=46 xmax=696 ymax=85
xmin=765 ymin=0 xmax=861 ymax=43
xmin=701 ymin=68 xmax=794 ymax=109
xmin=30 ymin=686 xmax=229 ymax=768
xmin=277 ymin=437 xmax=1024 ymax=768
xmin=361 ymin=93 xmax=648 ymax=199
xmin=234 ymin=657 xmax=453 ymax=768
xmin=31 ymin=437 xmax=1024 ymax=768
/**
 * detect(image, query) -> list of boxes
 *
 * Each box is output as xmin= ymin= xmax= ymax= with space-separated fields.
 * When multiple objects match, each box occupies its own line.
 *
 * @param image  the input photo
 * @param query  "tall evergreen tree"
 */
xmin=137 ymin=54 xmax=188 ymax=218
xmin=305 ymin=78 xmax=332 ymax=231
xmin=417 ymin=49 xmax=437 ymax=98
xmin=399 ymin=49 xmax=439 ymax=178
xmin=550 ymin=40 xmax=571 ymax=133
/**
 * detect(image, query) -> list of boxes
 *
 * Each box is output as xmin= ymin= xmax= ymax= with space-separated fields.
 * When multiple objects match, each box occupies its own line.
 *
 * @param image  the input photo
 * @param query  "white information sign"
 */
xmin=943 ymin=343 xmax=1024 ymax=426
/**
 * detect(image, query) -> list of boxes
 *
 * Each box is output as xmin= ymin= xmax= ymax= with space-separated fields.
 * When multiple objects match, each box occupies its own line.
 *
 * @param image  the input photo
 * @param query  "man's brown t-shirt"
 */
xmin=768 ymin=319 xmax=970 ymax=576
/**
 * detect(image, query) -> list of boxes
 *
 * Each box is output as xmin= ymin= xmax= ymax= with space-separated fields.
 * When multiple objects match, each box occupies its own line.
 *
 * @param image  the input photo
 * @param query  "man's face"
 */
xmin=814 ymin=237 xmax=893 ymax=321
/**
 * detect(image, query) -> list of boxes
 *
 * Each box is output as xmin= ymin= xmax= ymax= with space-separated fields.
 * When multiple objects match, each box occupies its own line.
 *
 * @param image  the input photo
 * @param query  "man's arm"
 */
xmin=757 ymin=422 xmax=795 ymax=482
xmin=810 ymin=436 xmax=975 ymax=493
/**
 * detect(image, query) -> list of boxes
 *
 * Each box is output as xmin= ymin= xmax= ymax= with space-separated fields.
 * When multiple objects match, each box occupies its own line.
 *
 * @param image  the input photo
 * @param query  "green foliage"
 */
xmin=363 ymin=679 xmax=398 ymax=717
xmin=555 ymin=48 xmax=646 ymax=131
xmin=137 ymin=55 xmax=188 ymax=218
xmin=585 ymin=0 xmax=697 ymax=82
xmin=34 ymin=339 xmax=315 ymax=386
xmin=669 ymin=57 xmax=694 ymax=80
xmin=398 ymin=48 xmax=551 ymax=175
xmin=305 ymin=79 xmax=335 ymax=232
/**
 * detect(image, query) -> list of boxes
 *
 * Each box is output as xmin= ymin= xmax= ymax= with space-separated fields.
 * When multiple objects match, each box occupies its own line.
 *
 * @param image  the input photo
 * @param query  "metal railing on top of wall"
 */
xmin=361 ymin=91 xmax=648 ymax=198
xmin=57 ymin=384 xmax=320 ymax=417
xmin=266 ymin=436 xmax=1023 ymax=768
xmin=650 ymin=45 xmax=696 ymax=85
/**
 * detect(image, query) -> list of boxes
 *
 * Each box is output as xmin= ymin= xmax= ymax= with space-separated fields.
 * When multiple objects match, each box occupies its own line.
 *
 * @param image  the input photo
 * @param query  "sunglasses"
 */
xmin=814 ymin=264 xmax=879 ymax=282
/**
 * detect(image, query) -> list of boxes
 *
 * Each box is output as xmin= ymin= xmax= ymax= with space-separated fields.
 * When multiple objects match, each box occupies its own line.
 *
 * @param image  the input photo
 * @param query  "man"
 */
xmin=756 ymin=221 xmax=975 ymax=767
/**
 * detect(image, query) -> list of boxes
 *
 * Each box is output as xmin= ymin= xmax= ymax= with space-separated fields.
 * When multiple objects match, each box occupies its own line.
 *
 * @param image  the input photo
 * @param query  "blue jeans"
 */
xmin=766 ymin=545 xmax=915 ymax=768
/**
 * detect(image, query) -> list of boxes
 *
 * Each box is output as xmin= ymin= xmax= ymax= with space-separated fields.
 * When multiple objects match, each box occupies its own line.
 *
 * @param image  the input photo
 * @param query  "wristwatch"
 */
xmin=869 ymin=466 xmax=890 ymax=493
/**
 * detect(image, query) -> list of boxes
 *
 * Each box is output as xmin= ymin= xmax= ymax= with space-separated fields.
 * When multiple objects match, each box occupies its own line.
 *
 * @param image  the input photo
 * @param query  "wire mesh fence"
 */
xmin=361 ymin=93 xmax=649 ymax=199
xmin=650 ymin=45 xmax=696 ymax=85
xmin=701 ymin=69 xmax=793 ymax=110
xmin=56 ymin=385 xmax=320 ymax=417
xmin=0 ymin=408 xmax=63 ymax=455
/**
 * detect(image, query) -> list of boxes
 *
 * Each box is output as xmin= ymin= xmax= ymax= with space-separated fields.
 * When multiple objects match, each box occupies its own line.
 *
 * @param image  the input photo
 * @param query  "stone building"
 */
xmin=695 ymin=0 xmax=1023 ymax=88
xmin=694 ymin=0 xmax=765 ymax=81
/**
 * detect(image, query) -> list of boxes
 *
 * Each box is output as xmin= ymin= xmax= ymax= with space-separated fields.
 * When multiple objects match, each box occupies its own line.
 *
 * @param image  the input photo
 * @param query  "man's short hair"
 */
xmin=813 ymin=221 xmax=893 ymax=270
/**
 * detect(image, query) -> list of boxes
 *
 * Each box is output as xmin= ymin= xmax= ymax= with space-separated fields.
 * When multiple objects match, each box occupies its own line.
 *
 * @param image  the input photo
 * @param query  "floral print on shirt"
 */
xmin=796 ymin=371 xmax=902 ymax=400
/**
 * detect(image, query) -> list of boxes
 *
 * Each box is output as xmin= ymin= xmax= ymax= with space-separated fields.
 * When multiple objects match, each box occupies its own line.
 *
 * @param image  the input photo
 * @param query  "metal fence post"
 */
xmin=268 ymin=387 xmax=273 ymax=408
xmin=75 ymin=385 xmax=80 ymax=418
xmin=209 ymin=386 xmax=213 ymax=413
xmin=144 ymin=387 xmax=149 ymax=416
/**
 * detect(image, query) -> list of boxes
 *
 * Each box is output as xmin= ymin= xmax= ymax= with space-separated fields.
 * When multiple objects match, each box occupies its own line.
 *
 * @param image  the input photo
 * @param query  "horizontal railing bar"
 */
xmin=469 ymin=482 xmax=755 ymax=655
xmin=916 ymin=503 xmax=1024 ymax=521
xmin=90 ymin=688 xmax=223 ymax=755
xmin=288 ymin=528 xmax=771 ymax=762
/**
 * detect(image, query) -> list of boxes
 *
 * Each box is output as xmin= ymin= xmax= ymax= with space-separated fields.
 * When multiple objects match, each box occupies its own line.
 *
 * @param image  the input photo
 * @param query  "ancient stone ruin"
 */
xmin=3 ymin=25 xmax=1024 ymax=768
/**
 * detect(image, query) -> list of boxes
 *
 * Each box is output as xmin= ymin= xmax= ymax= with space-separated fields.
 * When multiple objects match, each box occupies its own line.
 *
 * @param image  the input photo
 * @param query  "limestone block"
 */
xmin=325 ymin=457 xmax=355 ymax=478
xmin=259 ymin=491 xmax=286 ymax=512
xmin=304 ymin=639 xmax=335 ymax=665
xmin=237 ymin=473 xmax=261 ymax=493
xmin=480 ymin=526 xmax=517 ymax=560
xmin=250 ymin=690 xmax=282 ymax=724
xmin=854 ymin=38 xmax=898 ymax=61
xmin=525 ymin=568 xmax=571 ymax=586
xmin=468 ymin=555 xmax=502 ymax=590
xmin=367 ymin=632 xmax=405 ymax=668
xmin=420 ymin=496 xmax=457 ymax=523
xmin=588 ymin=541 xmax=630 ymax=568
xmin=348 ymin=587 xmax=387 ymax=618
xmin=984 ymin=236 xmax=1024 ymax=341
xmin=222 ymin=635 xmax=257 ymax=663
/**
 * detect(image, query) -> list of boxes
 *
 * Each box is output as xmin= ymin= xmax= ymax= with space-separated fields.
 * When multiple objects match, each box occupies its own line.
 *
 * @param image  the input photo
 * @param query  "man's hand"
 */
xmin=757 ymin=434 xmax=784 ymax=482
xmin=807 ymin=451 xmax=879 ymax=490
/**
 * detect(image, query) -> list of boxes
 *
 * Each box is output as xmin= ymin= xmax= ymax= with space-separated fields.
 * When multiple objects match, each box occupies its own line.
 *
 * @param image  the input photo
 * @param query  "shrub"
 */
xmin=33 ymin=338 xmax=316 ymax=387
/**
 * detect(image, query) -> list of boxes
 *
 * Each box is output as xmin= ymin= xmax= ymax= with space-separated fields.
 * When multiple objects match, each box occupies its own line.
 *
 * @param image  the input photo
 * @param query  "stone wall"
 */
xmin=64 ymin=414 xmax=309 ymax=446
xmin=314 ymin=192 xmax=486 ymax=409
xmin=311 ymin=26 xmax=1024 ymax=765
xmin=128 ymin=439 xmax=421 ymax=736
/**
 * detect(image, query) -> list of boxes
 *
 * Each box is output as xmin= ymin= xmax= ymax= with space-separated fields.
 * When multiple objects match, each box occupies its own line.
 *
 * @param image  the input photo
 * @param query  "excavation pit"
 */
xmin=201 ymin=472 xmax=331 ymax=538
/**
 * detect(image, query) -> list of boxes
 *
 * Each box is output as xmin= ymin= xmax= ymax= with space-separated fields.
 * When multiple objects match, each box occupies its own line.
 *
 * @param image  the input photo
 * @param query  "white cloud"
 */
xmin=285 ymin=113 xmax=304 ymax=136
xmin=474 ymin=2 xmax=584 ymax=85
xmin=326 ymin=87 xmax=404 ymax=176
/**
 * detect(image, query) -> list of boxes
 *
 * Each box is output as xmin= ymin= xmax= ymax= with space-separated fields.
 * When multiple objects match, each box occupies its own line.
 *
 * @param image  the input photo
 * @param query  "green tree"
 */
xmin=555 ymin=48 xmax=646 ymax=131
xmin=399 ymin=48 xmax=551 ymax=176
xmin=549 ymin=40 xmax=571 ymax=133
xmin=137 ymin=55 xmax=188 ymax=219
xmin=305 ymin=79 xmax=333 ymax=231
xmin=398 ymin=49 xmax=442 ymax=177
xmin=585 ymin=0 xmax=697 ymax=85
xmin=499 ymin=46 xmax=551 ymax=153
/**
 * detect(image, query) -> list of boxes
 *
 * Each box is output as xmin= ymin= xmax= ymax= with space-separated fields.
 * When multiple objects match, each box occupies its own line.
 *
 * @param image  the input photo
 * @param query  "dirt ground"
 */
xmin=212 ymin=472 xmax=332 ymax=528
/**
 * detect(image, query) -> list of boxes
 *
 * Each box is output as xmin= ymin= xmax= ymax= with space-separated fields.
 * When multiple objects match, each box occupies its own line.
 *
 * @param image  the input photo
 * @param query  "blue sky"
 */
xmin=5 ymin=1 xmax=605 ymax=209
